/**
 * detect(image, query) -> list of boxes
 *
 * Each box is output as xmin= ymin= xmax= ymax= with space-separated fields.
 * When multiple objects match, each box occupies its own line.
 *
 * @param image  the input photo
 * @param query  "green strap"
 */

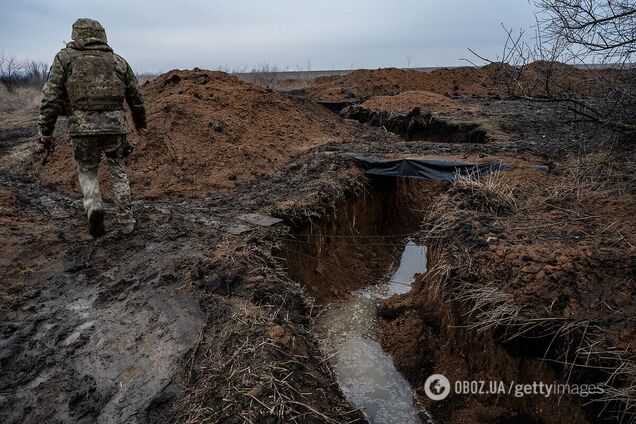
xmin=56 ymin=50 xmax=72 ymax=116
xmin=57 ymin=50 xmax=71 ymax=73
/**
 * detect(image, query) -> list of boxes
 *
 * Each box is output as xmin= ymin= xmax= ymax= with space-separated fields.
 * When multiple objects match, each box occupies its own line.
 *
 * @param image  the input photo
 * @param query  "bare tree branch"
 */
xmin=467 ymin=0 xmax=635 ymax=137
xmin=0 ymin=54 xmax=48 ymax=92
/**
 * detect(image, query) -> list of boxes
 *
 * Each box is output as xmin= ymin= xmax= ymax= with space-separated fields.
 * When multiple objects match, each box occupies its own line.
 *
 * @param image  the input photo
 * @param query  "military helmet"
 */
xmin=71 ymin=18 xmax=107 ymax=42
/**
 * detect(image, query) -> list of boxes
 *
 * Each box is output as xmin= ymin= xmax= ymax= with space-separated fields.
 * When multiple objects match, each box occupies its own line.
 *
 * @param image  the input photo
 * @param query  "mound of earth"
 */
xmin=307 ymin=62 xmax=610 ymax=103
xmin=38 ymin=69 xmax=352 ymax=198
xmin=307 ymin=67 xmax=443 ymax=102
xmin=362 ymin=90 xmax=477 ymax=115
xmin=306 ymin=66 xmax=507 ymax=102
xmin=346 ymin=91 xmax=508 ymax=143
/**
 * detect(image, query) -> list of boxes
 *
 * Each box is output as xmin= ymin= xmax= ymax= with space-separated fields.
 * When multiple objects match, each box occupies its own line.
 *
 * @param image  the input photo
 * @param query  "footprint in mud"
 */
xmin=64 ymin=244 xmax=95 ymax=273
xmin=61 ymin=321 xmax=94 ymax=347
xmin=94 ymin=278 xmax=138 ymax=305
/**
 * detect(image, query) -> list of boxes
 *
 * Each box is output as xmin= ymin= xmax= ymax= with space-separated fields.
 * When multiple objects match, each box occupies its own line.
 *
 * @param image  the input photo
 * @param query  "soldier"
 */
xmin=38 ymin=18 xmax=147 ymax=238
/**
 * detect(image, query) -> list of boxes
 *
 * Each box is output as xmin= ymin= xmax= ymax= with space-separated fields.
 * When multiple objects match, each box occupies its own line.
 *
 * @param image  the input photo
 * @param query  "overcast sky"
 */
xmin=1 ymin=0 xmax=537 ymax=73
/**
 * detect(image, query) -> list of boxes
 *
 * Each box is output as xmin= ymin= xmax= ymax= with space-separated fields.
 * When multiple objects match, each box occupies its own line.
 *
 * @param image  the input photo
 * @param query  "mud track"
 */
xmin=0 ymin=149 xmax=372 ymax=423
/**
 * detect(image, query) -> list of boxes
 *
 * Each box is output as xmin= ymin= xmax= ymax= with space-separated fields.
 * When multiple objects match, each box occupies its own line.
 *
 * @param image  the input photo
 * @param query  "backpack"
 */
xmin=58 ymin=49 xmax=126 ymax=112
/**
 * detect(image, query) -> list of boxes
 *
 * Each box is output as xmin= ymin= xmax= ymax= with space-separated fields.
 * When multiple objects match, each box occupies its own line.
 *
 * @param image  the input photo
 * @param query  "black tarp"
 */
xmin=351 ymin=155 xmax=512 ymax=181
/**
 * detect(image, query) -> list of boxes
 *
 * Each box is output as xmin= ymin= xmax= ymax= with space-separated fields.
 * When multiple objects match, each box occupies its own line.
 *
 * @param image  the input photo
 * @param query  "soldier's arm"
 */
xmin=122 ymin=61 xmax=147 ymax=130
xmin=38 ymin=53 xmax=67 ymax=136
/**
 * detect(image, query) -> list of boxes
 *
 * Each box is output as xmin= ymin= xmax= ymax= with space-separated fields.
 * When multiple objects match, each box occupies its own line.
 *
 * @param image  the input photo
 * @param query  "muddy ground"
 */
xmin=1 ymin=66 xmax=635 ymax=423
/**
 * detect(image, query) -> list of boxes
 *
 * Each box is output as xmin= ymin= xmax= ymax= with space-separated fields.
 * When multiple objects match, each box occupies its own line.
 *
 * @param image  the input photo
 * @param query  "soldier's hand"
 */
xmin=135 ymin=126 xmax=147 ymax=137
xmin=37 ymin=132 xmax=55 ymax=152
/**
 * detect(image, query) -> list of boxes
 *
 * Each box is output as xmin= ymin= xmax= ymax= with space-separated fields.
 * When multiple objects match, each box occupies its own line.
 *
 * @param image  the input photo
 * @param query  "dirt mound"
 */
xmin=308 ymin=67 xmax=439 ymax=102
xmin=306 ymin=66 xmax=496 ymax=102
xmin=362 ymin=90 xmax=476 ymax=114
xmin=38 ymin=70 xmax=351 ymax=198
xmin=307 ymin=62 xmax=609 ymax=102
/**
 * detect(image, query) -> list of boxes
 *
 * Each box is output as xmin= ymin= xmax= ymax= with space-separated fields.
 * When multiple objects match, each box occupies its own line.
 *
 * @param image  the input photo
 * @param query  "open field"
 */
xmin=0 ymin=63 xmax=634 ymax=424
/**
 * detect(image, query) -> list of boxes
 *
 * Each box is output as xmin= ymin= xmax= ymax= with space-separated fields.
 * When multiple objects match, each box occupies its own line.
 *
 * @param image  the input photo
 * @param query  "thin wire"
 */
xmin=283 ymin=232 xmax=415 ymax=239
xmin=280 ymin=238 xmax=410 ymax=247
xmin=388 ymin=280 xmax=415 ymax=287
xmin=282 ymin=245 xmax=416 ymax=287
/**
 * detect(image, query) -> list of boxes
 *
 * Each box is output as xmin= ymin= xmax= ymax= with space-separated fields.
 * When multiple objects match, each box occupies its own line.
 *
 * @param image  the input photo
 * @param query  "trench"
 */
xmin=315 ymin=241 xmax=428 ymax=423
xmin=280 ymin=175 xmax=596 ymax=424
xmin=281 ymin=176 xmax=444 ymax=423
xmin=341 ymin=105 xmax=488 ymax=143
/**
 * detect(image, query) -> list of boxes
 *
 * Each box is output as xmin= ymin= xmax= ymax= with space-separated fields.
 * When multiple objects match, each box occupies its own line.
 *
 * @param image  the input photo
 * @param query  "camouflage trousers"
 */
xmin=71 ymin=135 xmax=135 ymax=226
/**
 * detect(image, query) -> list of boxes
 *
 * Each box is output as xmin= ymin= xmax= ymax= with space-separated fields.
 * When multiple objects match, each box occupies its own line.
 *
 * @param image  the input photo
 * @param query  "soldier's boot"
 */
xmin=88 ymin=208 xmax=105 ymax=238
xmin=106 ymin=155 xmax=135 ymax=235
xmin=77 ymin=162 xmax=106 ymax=238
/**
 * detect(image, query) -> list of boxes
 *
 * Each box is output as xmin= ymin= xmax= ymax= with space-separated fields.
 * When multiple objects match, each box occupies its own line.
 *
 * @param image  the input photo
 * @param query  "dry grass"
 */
xmin=543 ymin=151 xmax=631 ymax=204
xmin=548 ymin=323 xmax=636 ymax=422
xmin=411 ymin=248 xmax=452 ymax=299
xmin=424 ymin=170 xmax=518 ymax=242
xmin=453 ymin=281 xmax=521 ymax=333
xmin=0 ymin=85 xmax=41 ymax=115
xmin=234 ymin=63 xmax=314 ymax=91
xmin=597 ymin=359 xmax=636 ymax=422
xmin=177 ymin=282 xmax=358 ymax=424
xmin=453 ymin=170 xmax=519 ymax=214
xmin=423 ymin=193 xmax=463 ymax=241
xmin=421 ymin=152 xmax=636 ymax=422
xmin=271 ymin=170 xmax=365 ymax=225
xmin=0 ymin=85 xmax=42 ymax=178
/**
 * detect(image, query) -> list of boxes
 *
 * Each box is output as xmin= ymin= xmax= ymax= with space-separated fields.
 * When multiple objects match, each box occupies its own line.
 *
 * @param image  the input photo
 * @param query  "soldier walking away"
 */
xmin=38 ymin=18 xmax=147 ymax=238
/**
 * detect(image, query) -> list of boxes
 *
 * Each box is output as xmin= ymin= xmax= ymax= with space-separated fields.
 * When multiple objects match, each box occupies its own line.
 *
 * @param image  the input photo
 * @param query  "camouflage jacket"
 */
xmin=39 ymin=38 xmax=147 ymax=136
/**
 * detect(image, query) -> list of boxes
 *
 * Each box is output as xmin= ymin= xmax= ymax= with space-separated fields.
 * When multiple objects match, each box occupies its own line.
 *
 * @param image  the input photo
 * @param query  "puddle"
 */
xmin=316 ymin=241 xmax=427 ymax=423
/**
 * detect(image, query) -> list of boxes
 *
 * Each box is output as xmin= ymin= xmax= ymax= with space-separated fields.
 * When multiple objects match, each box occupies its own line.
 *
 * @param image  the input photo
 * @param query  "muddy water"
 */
xmin=316 ymin=241 xmax=428 ymax=423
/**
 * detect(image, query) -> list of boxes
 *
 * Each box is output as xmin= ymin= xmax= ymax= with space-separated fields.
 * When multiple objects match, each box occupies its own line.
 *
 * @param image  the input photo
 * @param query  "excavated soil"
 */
xmin=342 ymin=90 xmax=510 ymax=144
xmin=306 ymin=66 xmax=489 ymax=102
xmin=36 ymin=70 xmax=353 ymax=198
xmin=1 ymin=66 xmax=635 ymax=424
xmin=362 ymin=90 xmax=477 ymax=115
xmin=306 ymin=62 xmax=620 ymax=103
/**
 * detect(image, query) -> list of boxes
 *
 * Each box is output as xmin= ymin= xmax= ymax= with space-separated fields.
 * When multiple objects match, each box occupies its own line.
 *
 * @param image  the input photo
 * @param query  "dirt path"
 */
xmin=1 ymin=174 xmax=214 ymax=422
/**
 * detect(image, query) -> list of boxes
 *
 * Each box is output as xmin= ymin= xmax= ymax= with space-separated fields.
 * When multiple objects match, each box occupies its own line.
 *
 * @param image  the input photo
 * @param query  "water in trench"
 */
xmin=316 ymin=241 xmax=428 ymax=424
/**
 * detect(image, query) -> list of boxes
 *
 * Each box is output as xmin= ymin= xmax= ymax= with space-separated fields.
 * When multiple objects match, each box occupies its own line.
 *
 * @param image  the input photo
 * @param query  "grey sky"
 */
xmin=1 ymin=0 xmax=537 ymax=72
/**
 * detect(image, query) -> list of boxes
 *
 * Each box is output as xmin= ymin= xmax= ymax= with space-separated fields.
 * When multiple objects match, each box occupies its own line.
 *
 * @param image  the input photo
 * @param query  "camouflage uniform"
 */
xmin=39 ymin=18 xmax=146 ymax=236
